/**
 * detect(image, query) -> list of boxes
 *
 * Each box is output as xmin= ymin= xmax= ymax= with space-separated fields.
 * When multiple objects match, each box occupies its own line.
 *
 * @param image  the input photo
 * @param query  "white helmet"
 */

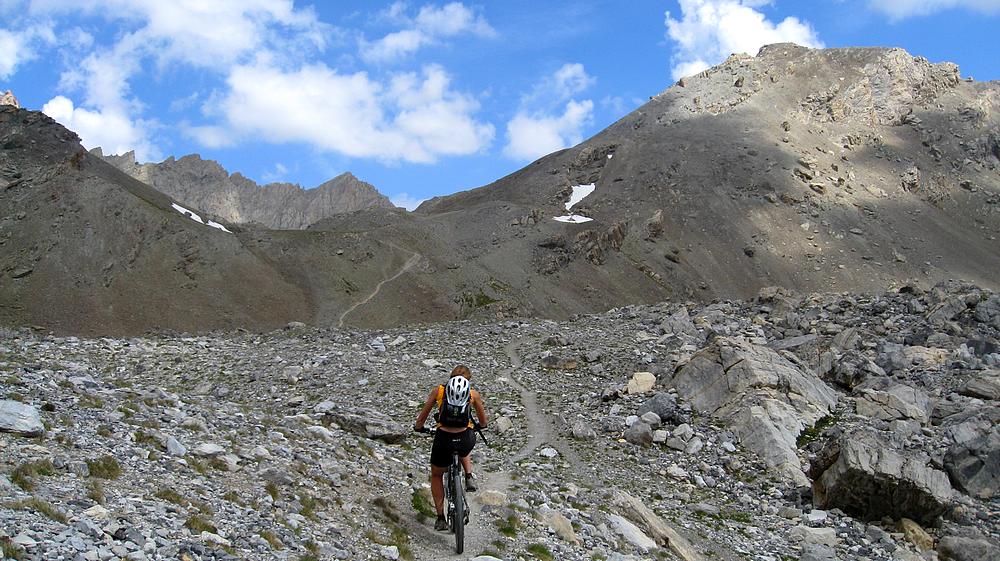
xmin=445 ymin=375 xmax=470 ymax=407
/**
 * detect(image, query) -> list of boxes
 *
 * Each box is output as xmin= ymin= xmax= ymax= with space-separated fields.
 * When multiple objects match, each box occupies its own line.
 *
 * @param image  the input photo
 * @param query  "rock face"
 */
xmin=810 ymin=429 xmax=953 ymax=524
xmin=945 ymin=425 xmax=1000 ymax=499
xmin=0 ymin=90 xmax=19 ymax=108
xmin=102 ymin=152 xmax=395 ymax=229
xmin=669 ymin=337 xmax=838 ymax=484
xmin=322 ymin=405 xmax=408 ymax=444
xmin=0 ymin=400 xmax=44 ymax=437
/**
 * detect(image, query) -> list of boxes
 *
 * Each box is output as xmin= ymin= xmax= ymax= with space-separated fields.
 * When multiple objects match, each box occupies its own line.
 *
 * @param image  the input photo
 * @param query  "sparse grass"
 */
xmin=368 ymin=497 xmax=415 ymax=560
xmin=11 ymin=458 xmax=55 ymax=491
xmin=222 ymin=491 xmax=243 ymax=505
xmin=265 ymin=481 xmax=280 ymax=501
xmin=498 ymin=513 xmax=521 ymax=537
xmin=78 ymin=394 xmax=105 ymax=409
xmin=87 ymin=479 xmax=106 ymax=505
xmin=154 ymin=488 xmax=187 ymax=506
xmin=411 ymin=489 xmax=435 ymax=522
xmin=5 ymin=498 xmax=68 ymax=523
xmin=259 ymin=529 xmax=283 ymax=550
xmin=96 ymin=425 xmax=113 ymax=438
xmin=188 ymin=458 xmax=209 ymax=475
xmin=299 ymin=494 xmax=321 ymax=521
xmin=184 ymin=514 xmax=217 ymax=534
xmin=5 ymin=392 xmax=24 ymax=402
xmin=3 ymin=539 xmax=25 ymax=560
xmin=86 ymin=455 xmax=121 ymax=479
xmin=526 ymin=543 xmax=554 ymax=561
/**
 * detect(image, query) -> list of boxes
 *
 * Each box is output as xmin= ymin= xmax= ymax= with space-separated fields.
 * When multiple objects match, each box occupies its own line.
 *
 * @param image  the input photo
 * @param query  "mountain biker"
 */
xmin=413 ymin=364 xmax=488 ymax=531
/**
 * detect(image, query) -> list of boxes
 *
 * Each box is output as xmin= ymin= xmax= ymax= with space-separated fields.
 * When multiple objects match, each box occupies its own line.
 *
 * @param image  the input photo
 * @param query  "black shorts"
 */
xmin=431 ymin=428 xmax=476 ymax=468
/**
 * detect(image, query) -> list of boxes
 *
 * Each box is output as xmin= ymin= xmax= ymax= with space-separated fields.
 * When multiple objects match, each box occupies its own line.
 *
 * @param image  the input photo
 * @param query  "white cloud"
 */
xmin=214 ymin=62 xmax=493 ymax=163
xmin=868 ymin=0 xmax=1000 ymax=19
xmin=504 ymin=99 xmax=594 ymax=161
xmin=42 ymin=95 xmax=158 ymax=160
xmin=390 ymin=192 xmax=427 ymax=211
xmin=361 ymin=2 xmax=495 ymax=63
xmin=504 ymin=63 xmax=596 ymax=161
xmin=181 ymin=124 xmax=235 ymax=149
xmin=665 ymin=0 xmax=823 ymax=80
xmin=0 ymin=24 xmax=54 ymax=79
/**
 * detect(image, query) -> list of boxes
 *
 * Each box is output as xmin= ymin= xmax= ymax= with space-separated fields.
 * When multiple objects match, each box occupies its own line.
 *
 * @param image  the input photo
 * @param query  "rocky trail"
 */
xmin=2 ymin=280 xmax=1000 ymax=561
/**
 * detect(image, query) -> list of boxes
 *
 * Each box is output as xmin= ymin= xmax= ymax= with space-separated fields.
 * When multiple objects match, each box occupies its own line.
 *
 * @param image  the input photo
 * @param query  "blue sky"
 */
xmin=1 ymin=0 xmax=998 ymax=209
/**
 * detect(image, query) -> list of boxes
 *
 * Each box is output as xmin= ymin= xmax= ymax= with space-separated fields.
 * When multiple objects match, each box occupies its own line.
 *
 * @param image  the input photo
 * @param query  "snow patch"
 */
xmin=172 ymin=203 xmax=232 ymax=234
xmin=554 ymin=183 xmax=596 ymax=223
xmin=607 ymin=153 xmax=613 ymax=159
xmin=553 ymin=215 xmax=594 ymax=223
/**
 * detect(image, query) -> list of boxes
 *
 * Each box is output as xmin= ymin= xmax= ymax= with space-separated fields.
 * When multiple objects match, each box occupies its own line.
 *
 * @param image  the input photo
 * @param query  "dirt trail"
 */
xmin=407 ymin=336 xmax=592 ymax=559
xmin=337 ymin=243 xmax=421 ymax=328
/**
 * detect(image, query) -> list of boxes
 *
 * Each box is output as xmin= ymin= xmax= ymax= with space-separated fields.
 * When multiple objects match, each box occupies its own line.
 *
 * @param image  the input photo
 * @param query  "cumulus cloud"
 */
xmin=27 ymin=0 xmax=327 ymax=161
xmin=0 ymin=24 xmax=54 ymax=79
xmin=42 ymin=95 xmax=158 ymax=160
xmin=503 ymin=63 xmax=596 ymax=161
xmin=868 ymin=0 xmax=1000 ymax=19
xmin=390 ymin=192 xmax=427 ymax=211
xmin=361 ymin=2 xmax=496 ymax=63
xmin=665 ymin=0 xmax=823 ymax=80
xmin=213 ymin=62 xmax=493 ymax=163
xmin=504 ymin=100 xmax=594 ymax=161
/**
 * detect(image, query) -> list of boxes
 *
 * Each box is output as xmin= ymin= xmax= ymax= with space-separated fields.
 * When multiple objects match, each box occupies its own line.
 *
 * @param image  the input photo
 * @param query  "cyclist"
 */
xmin=413 ymin=364 xmax=488 ymax=531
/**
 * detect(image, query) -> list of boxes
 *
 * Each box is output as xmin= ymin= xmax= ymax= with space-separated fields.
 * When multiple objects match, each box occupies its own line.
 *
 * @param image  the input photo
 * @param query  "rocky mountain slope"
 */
xmin=2 ymin=282 xmax=998 ymax=560
xmin=101 ymin=152 xmax=395 ymax=230
xmin=2 ymin=45 xmax=999 ymax=335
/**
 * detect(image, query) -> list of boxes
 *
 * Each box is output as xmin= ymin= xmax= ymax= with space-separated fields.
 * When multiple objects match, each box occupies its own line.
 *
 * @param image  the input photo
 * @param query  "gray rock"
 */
xmin=165 ymin=436 xmax=186 ymax=456
xmin=670 ymin=337 xmax=838 ymax=484
xmin=974 ymin=294 xmax=1000 ymax=329
xmin=938 ymin=536 xmax=1000 ymax=561
xmin=623 ymin=422 xmax=653 ymax=447
xmin=639 ymin=411 xmax=661 ymax=428
xmin=827 ymin=350 xmax=885 ymax=390
xmin=636 ymin=392 xmax=687 ymax=426
xmin=323 ymin=406 xmax=408 ymax=444
xmin=810 ymin=428 xmax=953 ymax=524
xmin=855 ymin=383 xmax=932 ymax=424
xmin=0 ymin=400 xmax=44 ymax=437
xmin=945 ymin=425 xmax=999 ymax=499
xmin=571 ymin=419 xmax=597 ymax=440
xmin=192 ymin=443 xmax=225 ymax=457
xmin=960 ymin=374 xmax=1000 ymax=401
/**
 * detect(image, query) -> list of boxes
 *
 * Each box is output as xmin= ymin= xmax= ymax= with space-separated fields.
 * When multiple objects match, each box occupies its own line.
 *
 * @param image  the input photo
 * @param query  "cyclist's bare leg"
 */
xmin=430 ymin=465 xmax=447 ymax=515
xmin=460 ymin=455 xmax=473 ymax=476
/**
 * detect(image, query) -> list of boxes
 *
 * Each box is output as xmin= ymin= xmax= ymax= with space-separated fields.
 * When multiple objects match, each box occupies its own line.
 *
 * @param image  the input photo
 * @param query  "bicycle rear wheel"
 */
xmin=452 ymin=463 xmax=465 ymax=554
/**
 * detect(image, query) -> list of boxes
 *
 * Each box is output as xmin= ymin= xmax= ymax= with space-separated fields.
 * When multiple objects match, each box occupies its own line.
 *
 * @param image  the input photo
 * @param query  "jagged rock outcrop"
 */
xmin=0 ymin=90 xmax=19 ymax=108
xmin=102 ymin=151 xmax=395 ymax=229
xmin=669 ymin=337 xmax=839 ymax=485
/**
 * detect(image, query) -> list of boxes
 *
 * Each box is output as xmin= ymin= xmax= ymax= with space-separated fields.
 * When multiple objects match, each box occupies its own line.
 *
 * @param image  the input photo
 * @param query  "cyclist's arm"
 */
xmin=414 ymin=387 xmax=437 ymax=430
xmin=471 ymin=390 xmax=488 ymax=429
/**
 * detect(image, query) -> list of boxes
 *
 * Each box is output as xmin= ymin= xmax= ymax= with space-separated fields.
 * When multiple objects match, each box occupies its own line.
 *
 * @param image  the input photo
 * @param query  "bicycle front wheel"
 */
xmin=452 ymin=468 xmax=465 ymax=554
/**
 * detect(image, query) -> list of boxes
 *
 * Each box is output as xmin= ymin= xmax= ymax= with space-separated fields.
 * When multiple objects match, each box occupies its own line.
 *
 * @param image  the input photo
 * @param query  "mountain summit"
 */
xmin=1 ymin=45 xmax=998 ymax=334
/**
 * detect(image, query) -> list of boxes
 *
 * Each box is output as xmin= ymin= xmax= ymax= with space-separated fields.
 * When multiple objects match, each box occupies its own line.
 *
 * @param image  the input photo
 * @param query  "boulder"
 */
xmin=959 ymin=374 xmax=1000 ymax=401
xmin=810 ymin=429 xmax=953 ymax=524
xmin=944 ymin=425 xmax=999 ymax=499
xmin=636 ymin=393 xmax=688 ymax=425
xmin=900 ymin=518 xmax=934 ymax=551
xmin=571 ymin=419 xmax=597 ymax=440
xmin=854 ymin=382 xmax=932 ymax=424
xmin=607 ymin=513 xmax=656 ymax=551
xmin=611 ymin=491 xmax=703 ymax=561
xmin=826 ymin=350 xmax=884 ymax=390
xmin=669 ymin=337 xmax=838 ymax=484
xmin=627 ymin=372 xmax=656 ymax=394
xmin=938 ymin=535 xmax=1000 ymax=561
xmin=659 ymin=307 xmax=699 ymax=339
xmin=323 ymin=406 xmax=408 ymax=444
xmin=0 ymin=400 xmax=44 ymax=437
xmin=623 ymin=422 xmax=653 ymax=447
xmin=974 ymin=294 xmax=1000 ymax=329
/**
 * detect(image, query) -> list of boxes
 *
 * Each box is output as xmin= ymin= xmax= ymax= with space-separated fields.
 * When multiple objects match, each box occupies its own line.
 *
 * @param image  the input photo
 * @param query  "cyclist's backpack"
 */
xmin=436 ymin=385 xmax=471 ymax=428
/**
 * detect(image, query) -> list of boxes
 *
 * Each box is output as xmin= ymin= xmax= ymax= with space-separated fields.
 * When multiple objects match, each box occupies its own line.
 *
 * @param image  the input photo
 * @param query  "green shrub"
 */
xmin=184 ymin=515 xmax=217 ymax=534
xmin=259 ymin=529 xmax=283 ymax=550
xmin=527 ymin=543 xmax=554 ymax=561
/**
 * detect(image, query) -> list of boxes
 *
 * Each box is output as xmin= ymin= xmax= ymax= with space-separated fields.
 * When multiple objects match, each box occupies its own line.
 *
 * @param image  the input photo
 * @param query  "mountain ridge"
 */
xmin=100 ymin=150 xmax=396 ymax=229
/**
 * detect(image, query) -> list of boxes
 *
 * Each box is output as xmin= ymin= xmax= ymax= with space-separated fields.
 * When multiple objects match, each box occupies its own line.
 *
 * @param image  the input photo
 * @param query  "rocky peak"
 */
xmin=102 ymin=153 xmax=396 ymax=229
xmin=0 ymin=90 xmax=19 ymax=108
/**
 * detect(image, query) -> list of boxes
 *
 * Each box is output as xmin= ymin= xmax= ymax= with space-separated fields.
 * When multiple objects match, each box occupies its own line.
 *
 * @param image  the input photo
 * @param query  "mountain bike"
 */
xmin=417 ymin=424 xmax=487 ymax=554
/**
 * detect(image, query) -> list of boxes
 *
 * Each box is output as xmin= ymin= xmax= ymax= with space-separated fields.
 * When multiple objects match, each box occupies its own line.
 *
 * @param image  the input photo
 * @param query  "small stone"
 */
xmin=495 ymin=416 xmax=514 ymax=434
xmin=192 ymin=443 xmax=225 ymax=457
xmin=165 ymin=436 xmax=186 ymax=456
xmin=539 ymin=447 xmax=559 ymax=458
xmin=627 ymin=372 xmax=656 ymax=394
xmin=381 ymin=545 xmax=400 ymax=560
xmin=639 ymin=411 xmax=661 ymax=427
